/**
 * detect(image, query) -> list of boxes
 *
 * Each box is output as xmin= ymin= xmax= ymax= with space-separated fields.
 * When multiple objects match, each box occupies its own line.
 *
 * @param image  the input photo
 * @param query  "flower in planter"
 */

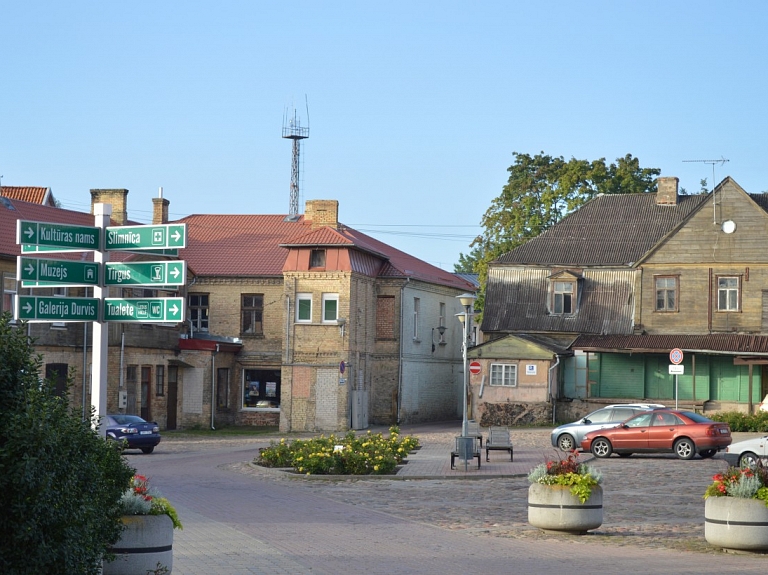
xmin=120 ymin=474 xmax=183 ymax=529
xmin=704 ymin=465 xmax=768 ymax=506
xmin=527 ymin=450 xmax=603 ymax=503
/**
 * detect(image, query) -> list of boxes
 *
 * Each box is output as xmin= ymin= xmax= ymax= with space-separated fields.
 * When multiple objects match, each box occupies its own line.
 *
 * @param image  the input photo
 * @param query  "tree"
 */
xmin=458 ymin=152 xmax=659 ymax=313
xmin=0 ymin=313 xmax=135 ymax=574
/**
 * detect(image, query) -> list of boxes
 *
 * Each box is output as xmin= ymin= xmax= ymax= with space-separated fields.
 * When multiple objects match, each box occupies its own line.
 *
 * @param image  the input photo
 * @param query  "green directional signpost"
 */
xmin=16 ymin=295 xmax=100 ymax=322
xmin=105 ymin=223 xmax=186 ymax=251
xmin=104 ymin=261 xmax=186 ymax=286
xmin=17 ymin=220 xmax=100 ymax=251
xmin=104 ymin=297 xmax=185 ymax=323
xmin=18 ymin=257 xmax=100 ymax=286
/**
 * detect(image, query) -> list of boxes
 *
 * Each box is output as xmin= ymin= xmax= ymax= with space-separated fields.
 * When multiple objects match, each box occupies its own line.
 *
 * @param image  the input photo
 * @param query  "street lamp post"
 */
xmin=456 ymin=292 xmax=476 ymax=468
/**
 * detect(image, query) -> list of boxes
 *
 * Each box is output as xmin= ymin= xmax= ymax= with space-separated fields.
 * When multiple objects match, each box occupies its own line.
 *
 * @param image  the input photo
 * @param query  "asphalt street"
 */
xmin=128 ymin=423 xmax=768 ymax=574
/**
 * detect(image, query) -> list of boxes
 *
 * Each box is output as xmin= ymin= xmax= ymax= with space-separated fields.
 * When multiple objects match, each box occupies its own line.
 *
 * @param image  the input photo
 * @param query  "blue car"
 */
xmin=105 ymin=414 xmax=161 ymax=454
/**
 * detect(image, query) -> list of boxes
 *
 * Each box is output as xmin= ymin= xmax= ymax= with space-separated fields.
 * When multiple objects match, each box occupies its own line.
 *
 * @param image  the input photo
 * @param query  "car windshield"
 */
xmin=110 ymin=415 xmax=146 ymax=425
xmin=680 ymin=411 xmax=712 ymax=423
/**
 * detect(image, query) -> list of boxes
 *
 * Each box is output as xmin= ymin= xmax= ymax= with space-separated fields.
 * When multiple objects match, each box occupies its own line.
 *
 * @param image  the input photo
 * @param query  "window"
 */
xmin=322 ymin=293 xmax=338 ymax=323
xmin=655 ymin=276 xmax=678 ymax=312
xmin=189 ymin=294 xmax=209 ymax=332
xmin=438 ymin=303 xmax=446 ymax=343
xmin=241 ymin=294 xmax=264 ymax=335
xmin=45 ymin=363 xmax=69 ymax=397
xmin=217 ymin=368 xmax=230 ymax=408
xmin=243 ymin=369 xmax=281 ymax=408
xmin=413 ymin=297 xmax=420 ymax=340
xmin=553 ymin=281 xmax=574 ymax=314
xmin=140 ymin=366 xmax=152 ymax=421
xmin=155 ymin=365 xmax=165 ymax=396
xmin=296 ymin=293 xmax=312 ymax=322
xmin=490 ymin=363 xmax=517 ymax=387
xmin=2 ymin=273 xmax=17 ymax=315
xmin=718 ymin=276 xmax=740 ymax=311
xmin=126 ymin=365 xmax=138 ymax=387
xmin=310 ymin=249 xmax=326 ymax=268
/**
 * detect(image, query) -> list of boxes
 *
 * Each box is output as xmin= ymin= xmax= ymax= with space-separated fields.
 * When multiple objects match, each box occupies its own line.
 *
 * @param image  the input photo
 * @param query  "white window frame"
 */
xmin=717 ymin=276 xmax=740 ymax=311
xmin=322 ymin=293 xmax=339 ymax=323
xmin=490 ymin=363 xmax=517 ymax=387
xmin=413 ymin=297 xmax=420 ymax=340
xmin=438 ymin=302 xmax=446 ymax=343
xmin=552 ymin=281 xmax=574 ymax=315
xmin=2 ymin=273 xmax=17 ymax=316
xmin=296 ymin=293 xmax=313 ymax=323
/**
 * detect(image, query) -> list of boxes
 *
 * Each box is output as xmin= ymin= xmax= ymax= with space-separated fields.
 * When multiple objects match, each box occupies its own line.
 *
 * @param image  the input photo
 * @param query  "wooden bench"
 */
xmin=450 ymin=436 xmax=481 ymax=469
xmin=485 ymin=426 xmax=513 ymax=462
xmin=466 ymin=421 xmax=484 ymax=448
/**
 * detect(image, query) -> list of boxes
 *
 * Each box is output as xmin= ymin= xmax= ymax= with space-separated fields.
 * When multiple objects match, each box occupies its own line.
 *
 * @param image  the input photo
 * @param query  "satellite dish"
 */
xmin=722 ymin=220 xmax=736 ymax=234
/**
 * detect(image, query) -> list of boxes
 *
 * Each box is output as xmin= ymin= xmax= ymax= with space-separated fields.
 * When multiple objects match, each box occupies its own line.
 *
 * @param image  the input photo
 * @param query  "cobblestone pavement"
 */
xmin=158 ymin=423 xmax=761 ymax=557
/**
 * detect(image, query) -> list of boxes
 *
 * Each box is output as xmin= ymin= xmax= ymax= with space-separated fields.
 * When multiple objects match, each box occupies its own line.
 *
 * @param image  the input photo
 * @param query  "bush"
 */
xmin=710 ymin=411 xmax=768 ymax=432
xmin=256 ymin=426 xmax=419 ymax=475
xmin=0 ymin=313 xmax=135 ymax=574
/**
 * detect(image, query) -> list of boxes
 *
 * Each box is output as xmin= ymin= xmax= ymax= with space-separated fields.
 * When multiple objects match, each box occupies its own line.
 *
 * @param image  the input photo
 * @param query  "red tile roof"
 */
xmin=0 ymin=186 xmax=56 ymax=206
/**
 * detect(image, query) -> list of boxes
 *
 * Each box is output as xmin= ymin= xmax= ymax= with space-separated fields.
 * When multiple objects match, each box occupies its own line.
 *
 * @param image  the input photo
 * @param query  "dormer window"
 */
xmin=310 ymin=249 xmax=326 ymax=268
xmin=553 ymin=281 xmax=574 ymax=314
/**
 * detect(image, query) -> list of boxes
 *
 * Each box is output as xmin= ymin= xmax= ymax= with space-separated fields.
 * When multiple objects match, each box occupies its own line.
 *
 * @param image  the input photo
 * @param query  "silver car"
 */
xmin=551 ymin=403 xmax=665 ymax=451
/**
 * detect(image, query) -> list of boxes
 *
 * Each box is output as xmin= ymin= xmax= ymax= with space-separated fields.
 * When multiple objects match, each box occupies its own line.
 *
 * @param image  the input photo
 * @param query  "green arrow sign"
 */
xmin=18 ymin=257 xmax=99 ymax=286
xmin=104 ymin=261 xmax=186 ymax=286
xmin=16 ymin=295 xmax=100 ymax=322
xmin=17 ymin=220 xmax=100 ymax=251
xmin=105 ymin=224 xmax=186 ymax=251
xmin=104 ymin=297 xmax=185 ymax=323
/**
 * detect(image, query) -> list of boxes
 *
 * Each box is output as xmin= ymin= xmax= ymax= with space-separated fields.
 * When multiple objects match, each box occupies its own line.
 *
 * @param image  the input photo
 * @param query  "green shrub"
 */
xmin=256 ymin=426 xmax=419 ymax=475
xmin=0 ymin=313 xmax=135 ymax=574
xmin=710 ymin=410 xmax=768 ymax=432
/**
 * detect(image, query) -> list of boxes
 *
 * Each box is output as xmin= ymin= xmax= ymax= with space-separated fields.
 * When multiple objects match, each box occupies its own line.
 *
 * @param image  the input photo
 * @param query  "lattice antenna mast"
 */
xmin=282 ymin=99 xmax=310 ymax=221
xmin=682 ymin=156 xmax=729 ymax=223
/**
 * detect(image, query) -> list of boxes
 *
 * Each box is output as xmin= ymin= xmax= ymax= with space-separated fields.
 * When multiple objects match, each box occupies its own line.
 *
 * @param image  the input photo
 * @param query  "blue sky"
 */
xmin=2 ymin=1 xmax=767 ymax=270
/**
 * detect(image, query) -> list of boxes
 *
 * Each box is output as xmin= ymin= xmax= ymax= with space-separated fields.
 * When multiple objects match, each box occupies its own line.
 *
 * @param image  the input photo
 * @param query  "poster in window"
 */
xmin=266 ymin=381 xmax=277 ymax=397
xmin=248 ymin=381 xmax=259 ymax=397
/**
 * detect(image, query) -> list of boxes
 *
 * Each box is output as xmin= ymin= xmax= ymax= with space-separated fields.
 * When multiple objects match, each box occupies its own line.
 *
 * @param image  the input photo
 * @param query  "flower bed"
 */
xmin=256 ymin=426 xmax=419 ymax=475
xmin=527 ymin=450 xmax=602 ymax=503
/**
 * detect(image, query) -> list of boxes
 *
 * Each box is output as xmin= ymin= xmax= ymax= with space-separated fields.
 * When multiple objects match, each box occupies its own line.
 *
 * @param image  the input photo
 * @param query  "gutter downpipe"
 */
xmin=397 ymin=278 xmax=410 ymax=424
xmin=119 ymin=329 xmax=125 ymax=409
xmin=549 ymin=355 xmax=561 ymax=425
xmin=211 ymin=344 xmax=219 ymax=430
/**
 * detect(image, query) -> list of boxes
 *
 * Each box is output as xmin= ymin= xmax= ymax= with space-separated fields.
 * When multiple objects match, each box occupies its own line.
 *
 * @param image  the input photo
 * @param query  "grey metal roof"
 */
xmin=495 ymin=192 xmax=709 ymax=266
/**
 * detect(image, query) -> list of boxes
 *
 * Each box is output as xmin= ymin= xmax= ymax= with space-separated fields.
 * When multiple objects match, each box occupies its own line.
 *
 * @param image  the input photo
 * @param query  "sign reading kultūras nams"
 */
xmin=105 ymin=224 xmax=186 ymax=251
xmin=103 ymin=297 xmax=185 ymax=323
xmin=16 ymin=220 xmax=100 ymax=251
xmin=16 ymin=295 xmax=100 ymax=322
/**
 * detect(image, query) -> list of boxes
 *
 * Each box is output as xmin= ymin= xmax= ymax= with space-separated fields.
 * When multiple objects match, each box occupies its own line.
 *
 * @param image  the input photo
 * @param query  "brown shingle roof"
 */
xmin=573 ymin=333 xmax=768 ymax=355
xmin=0 ymin=186 xmax=55 ymax=207
xmin=495 ymin=192 xmax=710 ymax=266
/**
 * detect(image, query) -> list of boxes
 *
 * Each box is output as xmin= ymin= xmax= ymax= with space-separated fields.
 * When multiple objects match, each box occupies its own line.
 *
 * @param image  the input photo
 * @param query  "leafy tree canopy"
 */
xmin=455 ymin=152 xmax=660 ymax=313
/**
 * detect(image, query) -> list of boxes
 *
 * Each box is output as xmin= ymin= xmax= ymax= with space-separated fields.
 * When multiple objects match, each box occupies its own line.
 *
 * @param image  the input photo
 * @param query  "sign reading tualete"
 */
xmin=18 ymin=257 xmax=99 ymax=286
xmin=17 ymin=220 xmax=100 ymax=251
xmin=103 ymin=297 xmax=185 ymax=323
xmin=16 ymin=295 xmax=100 ymax=322
xmin=105 ymin=224 xmax=186 ymax=251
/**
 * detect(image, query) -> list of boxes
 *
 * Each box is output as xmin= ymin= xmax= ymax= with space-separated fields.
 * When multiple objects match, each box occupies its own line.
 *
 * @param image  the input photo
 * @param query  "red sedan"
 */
xmin=580 ymin=409 xmax=731 ymax=460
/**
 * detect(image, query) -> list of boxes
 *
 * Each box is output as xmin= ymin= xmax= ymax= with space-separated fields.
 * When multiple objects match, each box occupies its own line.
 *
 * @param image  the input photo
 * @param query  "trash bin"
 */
xmin=457 ymin=436 xmax=474 ymax=461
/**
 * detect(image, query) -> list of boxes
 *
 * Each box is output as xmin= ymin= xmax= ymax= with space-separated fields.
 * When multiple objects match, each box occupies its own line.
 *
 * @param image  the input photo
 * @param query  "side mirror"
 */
xmin=582 ymin=418 xmax=591 ymax=424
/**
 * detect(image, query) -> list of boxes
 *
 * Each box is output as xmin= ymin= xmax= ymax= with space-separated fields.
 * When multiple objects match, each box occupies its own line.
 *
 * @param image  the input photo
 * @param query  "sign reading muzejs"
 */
xmin=17 ymin=220 xmax=100 ymax=251
xmin=18 ymin=256 xmax=100 ymax=286
xmin=16 ymin=295 xmax=100 ymax=322
xmin=104 ymin=297 xmax=185 ymax=323
xmin=105 ymin=223 xmax=186 ymax=251
xmin=104 ymin=261 xmax=186 ymax=286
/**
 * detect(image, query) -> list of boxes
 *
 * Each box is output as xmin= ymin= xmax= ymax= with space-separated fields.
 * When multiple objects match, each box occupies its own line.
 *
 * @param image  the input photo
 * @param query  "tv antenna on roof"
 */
xmin=282 ymin=96 xmax=310 ymax=222
xmin=682 ymin=156 xmax=729 ymax=224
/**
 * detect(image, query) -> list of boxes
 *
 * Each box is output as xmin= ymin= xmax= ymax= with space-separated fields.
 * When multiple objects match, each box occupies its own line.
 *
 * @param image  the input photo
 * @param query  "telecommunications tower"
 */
xmin=282 ymin=101 xmax=309 ymax=221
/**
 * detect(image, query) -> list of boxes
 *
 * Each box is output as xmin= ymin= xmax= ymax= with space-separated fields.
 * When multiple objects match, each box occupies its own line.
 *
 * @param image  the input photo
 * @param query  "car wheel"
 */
xmin=591 ymin=438 xmax=613 ymax=458
xmin=140 ymin=446 xmax=155 ymax=454
xmin=699 ymin=449 xmax=716 ymax=459
xmin=617 ymin=452 xmax=633 ymax=458
xmin=557 ymin=434 xmax=576 ymax=452
xmin=674 ymin=438 xmax=695 ymax=460
xmin=739 ymin=451 xmax=760 ymax=469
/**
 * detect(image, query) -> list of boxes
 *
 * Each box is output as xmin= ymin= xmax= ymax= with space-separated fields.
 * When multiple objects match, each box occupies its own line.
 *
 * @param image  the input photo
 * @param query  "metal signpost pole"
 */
xmin=91 ymin=203 xmax=111 ymax=437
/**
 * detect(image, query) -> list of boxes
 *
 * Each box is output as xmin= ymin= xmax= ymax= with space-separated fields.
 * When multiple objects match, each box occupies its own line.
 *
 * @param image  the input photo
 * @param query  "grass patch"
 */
xmin=163 ymin=425 xmax=278 ymax=438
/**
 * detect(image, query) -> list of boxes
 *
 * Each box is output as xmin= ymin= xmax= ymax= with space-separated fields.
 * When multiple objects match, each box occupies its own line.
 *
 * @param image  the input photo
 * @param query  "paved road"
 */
xmin=129 ymin=424 xmax=768 ymax=574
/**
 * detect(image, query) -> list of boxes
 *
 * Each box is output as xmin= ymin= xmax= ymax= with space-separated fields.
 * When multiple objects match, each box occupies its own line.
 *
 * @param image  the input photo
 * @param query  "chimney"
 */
xmin=91 ymin=189 xmax=128 ymax=224
xmin=656 ymin=177 xmax=679 ymax=205
xmin=152 ymin=187 xmax=169 ymax=224
xmin=304 ymin=199 xmax=339 ymax=230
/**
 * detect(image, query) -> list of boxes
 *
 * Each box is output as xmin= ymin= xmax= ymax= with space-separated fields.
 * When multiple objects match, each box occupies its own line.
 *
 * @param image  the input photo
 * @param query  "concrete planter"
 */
xmin=705 ymin=496 xmax=768 ymax=552
xmin=528 ymin=483 xmax=603 ymax=534
xmin=103 ymin=514 xmax=174 ymax=574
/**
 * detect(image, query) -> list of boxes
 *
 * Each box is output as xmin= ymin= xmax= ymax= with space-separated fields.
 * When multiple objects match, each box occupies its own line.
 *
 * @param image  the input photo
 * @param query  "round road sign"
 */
xmin=469 ymin=361 xmax=482 ymax=375
xmin=670 ymin=348 xmax=683 ymax=365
